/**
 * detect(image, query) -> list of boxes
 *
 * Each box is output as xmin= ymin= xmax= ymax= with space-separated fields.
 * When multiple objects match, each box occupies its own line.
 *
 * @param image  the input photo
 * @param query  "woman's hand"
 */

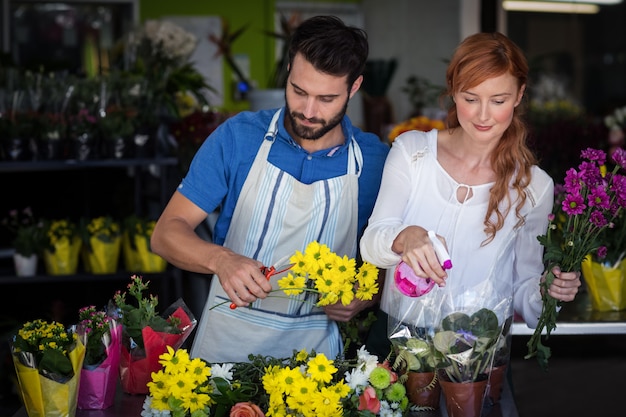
xmin=543 ymin=266 xmax=581 ymax=302
xmin=392 ymin=226 xmax=449 ymax=286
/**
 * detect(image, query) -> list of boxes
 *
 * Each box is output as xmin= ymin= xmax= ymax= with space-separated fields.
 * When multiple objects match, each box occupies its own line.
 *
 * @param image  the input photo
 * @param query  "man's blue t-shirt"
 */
xmin=179 ymin=108 xmax=390 ymax=245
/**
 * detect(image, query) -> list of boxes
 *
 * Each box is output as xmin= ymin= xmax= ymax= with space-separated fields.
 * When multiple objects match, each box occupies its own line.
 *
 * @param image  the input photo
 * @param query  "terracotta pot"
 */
xmin=486 ymin=365 xmax=507 ymax=405
xmin=439 ymin=371 xmax=488 ymax=417
xmin=406 ymin=371 xmax=441 ymax=409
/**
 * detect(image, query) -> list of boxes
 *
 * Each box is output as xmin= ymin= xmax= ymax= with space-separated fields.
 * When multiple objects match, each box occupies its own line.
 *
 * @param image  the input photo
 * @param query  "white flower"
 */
xmin=605 ymin=106 xmax=626 ymax=130
xmin=355 ymin=345 xmax=379 ymax=375
xmin=210 ymin=362 xmax=234 ymax=381
xmin=344 ymin=368 xmax=369 ymax=390
xmin=141 ymin=396 xmax=171 ymax=417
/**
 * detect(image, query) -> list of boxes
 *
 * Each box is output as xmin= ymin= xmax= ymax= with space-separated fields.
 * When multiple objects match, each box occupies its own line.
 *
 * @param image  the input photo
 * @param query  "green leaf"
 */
xmin=39 ymin=348 xmax=73 ymax=376
xmin=441 ymin=312 xmax=471 ymax=332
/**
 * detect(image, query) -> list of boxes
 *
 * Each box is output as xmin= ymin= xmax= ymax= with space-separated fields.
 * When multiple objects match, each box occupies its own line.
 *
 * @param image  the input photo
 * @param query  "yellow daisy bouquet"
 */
xmin=141 ymin=346 xmax=260 ymax=417
xmin=277 ymin=241 xmax=380 ymax=307
xmin=261 ymin=349 xmax=351 ymax=416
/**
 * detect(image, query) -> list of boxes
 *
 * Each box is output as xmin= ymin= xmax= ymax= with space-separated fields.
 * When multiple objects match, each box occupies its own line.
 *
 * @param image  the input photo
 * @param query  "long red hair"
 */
xmin=445 ymin=32 xmax=536 ymax=244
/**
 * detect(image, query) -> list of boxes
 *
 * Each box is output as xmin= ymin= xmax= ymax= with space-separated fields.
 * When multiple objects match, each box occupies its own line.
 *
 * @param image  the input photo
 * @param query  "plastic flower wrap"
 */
xmin=431 ymin=308 xmax=503 ymax=383
xmin=526 ymin=148 xmax=626 ymax=370
xmin=42 ymin=218 xmax=82 ymax=275
xmin=113 ymin=274 xmax=197 ymax=394
xmin=11 ymin=319 xmax=86 ymax=417
xmin=75 ymin=305 xmax=122 ymax=410
xmin=80 ymin=216 xmax=122 ymax=274
xmin=122 ymin=215 xmax=167 ymax=273
xmin=277 ymin=241 xmax=380 ymax=307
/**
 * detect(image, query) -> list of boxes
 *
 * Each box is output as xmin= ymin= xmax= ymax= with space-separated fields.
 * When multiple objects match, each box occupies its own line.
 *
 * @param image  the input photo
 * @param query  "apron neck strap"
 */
xmin=265 ymin=108 xmax=283 ymax=141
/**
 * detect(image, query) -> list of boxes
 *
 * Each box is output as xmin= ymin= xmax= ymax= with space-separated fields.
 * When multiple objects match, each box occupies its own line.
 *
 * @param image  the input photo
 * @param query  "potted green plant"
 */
xmin=432 ymin=308 xmax=503 ymax=417
xmin=1 ymin=207 xmax=45 ymax=276
xmin=392 ymin=336 xmax=440 ymax=410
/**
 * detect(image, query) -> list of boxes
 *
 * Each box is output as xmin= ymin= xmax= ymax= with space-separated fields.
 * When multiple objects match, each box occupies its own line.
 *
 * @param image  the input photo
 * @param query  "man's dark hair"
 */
xmin=287 ymin=15 xmax=369 ymax=87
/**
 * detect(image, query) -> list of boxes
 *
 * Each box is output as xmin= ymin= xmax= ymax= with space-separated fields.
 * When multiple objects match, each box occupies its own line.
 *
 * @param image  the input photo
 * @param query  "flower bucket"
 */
xmin=12 ymin=340 xmax=86 ymax=417
xmin=82 ymin=236 xmax=122 ymax=274
xmin=43 ymin=237 xmax=82 ymax=275
xmin=77 ymin=324 xmax=122 ymax=410
xmin=122 ymin=232 xmax=166 ymax=273
xmin=581 ymin=256 xmax=626 ymax=311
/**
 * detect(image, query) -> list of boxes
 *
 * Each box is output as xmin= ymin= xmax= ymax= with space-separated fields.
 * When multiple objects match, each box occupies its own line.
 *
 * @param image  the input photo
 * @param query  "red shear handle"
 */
xmin=229 ymin=265 xmax=275 ymax=309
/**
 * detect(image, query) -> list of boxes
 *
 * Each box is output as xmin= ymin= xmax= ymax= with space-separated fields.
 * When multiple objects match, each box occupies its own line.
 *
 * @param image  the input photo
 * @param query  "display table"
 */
xmin=511 ymin=291 xmax=626 ymax=335
xmin=12 ymin=381 xmax=519 ymax=417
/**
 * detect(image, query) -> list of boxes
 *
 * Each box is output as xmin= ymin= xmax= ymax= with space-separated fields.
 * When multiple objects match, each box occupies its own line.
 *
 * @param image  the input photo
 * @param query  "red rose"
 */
xmin=230 ymin=401 xmax=265 ymax=417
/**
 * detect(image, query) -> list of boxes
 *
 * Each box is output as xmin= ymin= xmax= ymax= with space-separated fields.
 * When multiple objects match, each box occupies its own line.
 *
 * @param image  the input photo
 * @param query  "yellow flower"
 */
xmin=188 ymin=357 xmax=211 ymax=384
xmin=277 ymin=274 xmax=306 ymax=295
xmin=159 ymin=345 xmax=190 ymax=374
xmin=280 ymin=241 xmax=380 ymax=308
xmin=181 ymin=390 xmax=211 ymax=413
xmin=306 ymin=354 xmax=337 ymax=384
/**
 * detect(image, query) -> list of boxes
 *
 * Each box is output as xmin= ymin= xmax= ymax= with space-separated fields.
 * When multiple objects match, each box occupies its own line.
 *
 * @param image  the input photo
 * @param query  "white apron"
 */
xmin=190 ymin=109 xmax=362 ymax=363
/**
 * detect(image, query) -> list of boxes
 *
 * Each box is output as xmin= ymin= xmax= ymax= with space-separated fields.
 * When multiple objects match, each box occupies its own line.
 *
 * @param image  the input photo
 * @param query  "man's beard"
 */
xmin=286 ymin=98 xmax=349 ymax=140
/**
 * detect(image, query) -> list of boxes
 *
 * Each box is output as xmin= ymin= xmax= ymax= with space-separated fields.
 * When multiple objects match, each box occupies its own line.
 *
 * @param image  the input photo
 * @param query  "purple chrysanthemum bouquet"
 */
xmin=526 ymin=147 xmax=626 ymax=370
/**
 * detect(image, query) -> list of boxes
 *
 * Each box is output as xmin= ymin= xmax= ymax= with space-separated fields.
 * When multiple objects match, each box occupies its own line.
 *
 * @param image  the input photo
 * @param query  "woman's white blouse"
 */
xmin=360 ymin=129 xmax=553 ymax=328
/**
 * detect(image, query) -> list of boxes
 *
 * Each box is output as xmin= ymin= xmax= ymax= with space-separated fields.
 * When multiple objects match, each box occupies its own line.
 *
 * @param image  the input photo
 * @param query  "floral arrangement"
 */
xmin=113 ymin=274 xmax=197 ymax=394
xmin=261 ymin=349 xmax=351 ymax=416
xmin=44 ymin=218 xmax=80 ymax=252
xmin=75 ymin=305 xmax=123 ymax=410
xmin=76 ymin=305 xmax=115 ymax=367
xmin=11 ymin=319 xmax=86 ymax=416
xmin=12 ymin=319 xmax=79 ymax=378
xmin=277 ymin=241 xmax=380 ymax=307
xmin=121 ymin=19 xmax=210 ymax=122
xmin=344 ymin=346 xmax=409 ymax=416
xmin=113 ymin=275 xmax=183 ymax=351
xmin=141 ymin=345 xmax=409 ymax=417
xmin=525 ymin=147 xmax=626 ymax=370
xmin=80 ymin=215 xmax=122 ymax=249
xmin=1 ymin=207 xmax=45 ymax=257
xmin=122 ymin=215 xmax=167 ymax=273
xmin=432 ymin=308 xmax=502 ymax=383
xmin=387 ymin=116 xmax=445 ymax=143
xmin=42 ymin=218 xmax=82 ymax=275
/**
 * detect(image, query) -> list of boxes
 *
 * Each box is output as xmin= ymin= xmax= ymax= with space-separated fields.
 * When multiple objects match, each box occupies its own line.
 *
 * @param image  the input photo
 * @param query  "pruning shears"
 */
xmin=229 ymin=258 xmax=295 ymax=309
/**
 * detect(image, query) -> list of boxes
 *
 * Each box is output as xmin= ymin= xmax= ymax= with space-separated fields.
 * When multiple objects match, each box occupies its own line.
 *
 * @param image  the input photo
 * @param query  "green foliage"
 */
xmin=113 ymin=275 xmax=181 ymax=350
